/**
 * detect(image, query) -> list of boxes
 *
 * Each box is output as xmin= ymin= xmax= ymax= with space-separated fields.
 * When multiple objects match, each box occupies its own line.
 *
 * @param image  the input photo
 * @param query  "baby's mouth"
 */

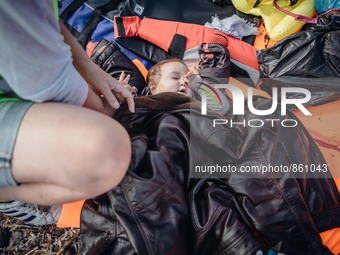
xmin=179 ymin=87 xmax=187 ymax=94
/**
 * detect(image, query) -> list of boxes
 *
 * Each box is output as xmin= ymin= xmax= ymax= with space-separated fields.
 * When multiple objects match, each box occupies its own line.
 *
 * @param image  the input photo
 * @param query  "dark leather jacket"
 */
xmin=79 ymin=93 xmax=340 ymax=255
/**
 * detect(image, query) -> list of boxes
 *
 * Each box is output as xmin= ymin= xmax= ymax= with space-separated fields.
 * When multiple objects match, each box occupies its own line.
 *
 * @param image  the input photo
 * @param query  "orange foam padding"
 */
xmin=132 ymin=58 xmax=148 ymax=81
xmin=316 ymin=147 xmax=339 ymax=255
xmin=318 ymin=146 xmax=340 ymax=179
xmin=113 ymin=16 xmax=259 ymax=72
xmin=320 ymin=176 xmax=340 ymax=254
xmin=320 ymin=227 xmax=340 ymax=255
xmin=206 ymin=33 xmax=229 ymax=49
xmin=56 ymin=200 xmax=84 ymax=229
xmin=293 ymin=100 xmax=340 ymax=178
xmin=293 ymin=100 xmax=340 ymax=144
xmin=253 ymin=21 xmax=278 ymax=50
xmin=86 ymin=41 xmax=98 ymax=58
xmin=294 ymin=101 xmax=340 ymax=254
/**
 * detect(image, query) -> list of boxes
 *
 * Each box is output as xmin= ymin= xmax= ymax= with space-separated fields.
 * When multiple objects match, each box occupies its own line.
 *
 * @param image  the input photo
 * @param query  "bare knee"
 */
xmin=71 ymin=118 xmax=131 ymax=198
xmin=11 ymin=104 xmax=131 ymax=202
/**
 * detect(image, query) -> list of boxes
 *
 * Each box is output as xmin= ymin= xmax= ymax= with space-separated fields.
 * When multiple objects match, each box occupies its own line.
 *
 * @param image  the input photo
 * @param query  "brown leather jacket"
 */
xmin=80 ymin=93 xmax=340 ymax=255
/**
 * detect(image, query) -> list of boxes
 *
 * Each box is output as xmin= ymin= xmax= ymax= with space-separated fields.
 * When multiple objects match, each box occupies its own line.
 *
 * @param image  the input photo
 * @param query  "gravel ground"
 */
xmin=0 ymin=214 xmax=80 ymax=255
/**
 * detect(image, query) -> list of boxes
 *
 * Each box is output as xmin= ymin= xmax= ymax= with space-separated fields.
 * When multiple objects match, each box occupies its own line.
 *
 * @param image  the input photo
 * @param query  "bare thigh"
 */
xmin=7 ymin=102 xmax=130 ymax=203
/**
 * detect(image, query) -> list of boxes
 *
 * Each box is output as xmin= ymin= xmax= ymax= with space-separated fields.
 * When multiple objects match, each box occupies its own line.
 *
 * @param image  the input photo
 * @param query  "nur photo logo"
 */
xmin=199 ymin=84 xmax=312 ymax=128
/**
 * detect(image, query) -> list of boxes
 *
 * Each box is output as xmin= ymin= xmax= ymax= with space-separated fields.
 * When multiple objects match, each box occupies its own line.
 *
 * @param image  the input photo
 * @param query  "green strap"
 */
xmin=52 ymin=0 xmax=59 ymax=20
xmin=0 ymin=91 xmax=21 ymax=102
xmin=0 ymin=68 xmax=21 ymax=102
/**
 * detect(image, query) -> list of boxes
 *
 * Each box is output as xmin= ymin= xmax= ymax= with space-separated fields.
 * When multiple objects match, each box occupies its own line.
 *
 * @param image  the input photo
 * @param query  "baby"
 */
xmin=147 ymin=58 xmax=193 ymax=97
xmin=146 ymin=58 xmax=230 ymax=116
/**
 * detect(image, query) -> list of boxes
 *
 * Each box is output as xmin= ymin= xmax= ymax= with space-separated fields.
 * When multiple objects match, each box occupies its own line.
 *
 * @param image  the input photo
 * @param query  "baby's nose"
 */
xmin=181 ymin=77 xmax=189 ymax=86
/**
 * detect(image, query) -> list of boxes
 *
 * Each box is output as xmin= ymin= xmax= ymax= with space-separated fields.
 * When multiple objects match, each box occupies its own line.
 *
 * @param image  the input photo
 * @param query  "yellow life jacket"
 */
xmin=231 ymin=0 xmax=316 ymax=41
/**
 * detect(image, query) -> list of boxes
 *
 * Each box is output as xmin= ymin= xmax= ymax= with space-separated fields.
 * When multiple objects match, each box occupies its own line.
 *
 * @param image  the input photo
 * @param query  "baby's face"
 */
xmin=152 ymin=62 xmax=192 ymax=96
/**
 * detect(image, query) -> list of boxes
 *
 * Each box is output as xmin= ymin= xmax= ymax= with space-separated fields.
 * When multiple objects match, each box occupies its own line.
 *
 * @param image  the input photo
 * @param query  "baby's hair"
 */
xmin=146 ymin=58 xmax=188 ymax=88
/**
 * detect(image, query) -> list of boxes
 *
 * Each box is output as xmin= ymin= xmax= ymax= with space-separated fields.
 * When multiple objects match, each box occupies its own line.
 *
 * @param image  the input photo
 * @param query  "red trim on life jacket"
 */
xmin=114 ymin=16 xmax=259 ymax=73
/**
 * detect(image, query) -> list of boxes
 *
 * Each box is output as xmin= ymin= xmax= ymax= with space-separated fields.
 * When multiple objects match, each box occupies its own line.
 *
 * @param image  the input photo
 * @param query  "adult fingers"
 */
xmin=101 ymin=82 xmax=121 ymax=109
xmin=110 ymin=82 xmax=135 ymax=112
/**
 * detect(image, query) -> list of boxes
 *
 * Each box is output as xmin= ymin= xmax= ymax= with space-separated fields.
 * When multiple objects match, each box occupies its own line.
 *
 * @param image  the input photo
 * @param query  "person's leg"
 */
xmin=0 ymin=102 xmax=131 ymax=205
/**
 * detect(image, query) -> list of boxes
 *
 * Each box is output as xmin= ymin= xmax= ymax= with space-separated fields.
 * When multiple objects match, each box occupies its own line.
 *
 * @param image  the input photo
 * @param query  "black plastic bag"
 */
xmin=257 ymin=26 xmax=340 ymax=106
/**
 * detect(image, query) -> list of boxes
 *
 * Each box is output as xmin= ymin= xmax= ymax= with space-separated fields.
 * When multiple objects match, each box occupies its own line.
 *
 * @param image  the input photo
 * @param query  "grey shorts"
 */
xmin=0 ymin=101 xmax=33 ymax=186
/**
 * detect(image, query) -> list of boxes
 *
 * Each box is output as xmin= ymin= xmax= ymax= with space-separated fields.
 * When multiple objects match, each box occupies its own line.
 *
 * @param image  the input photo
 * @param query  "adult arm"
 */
xmin=59 ymin=21 xmax=135 ymax=113
xmin=0 ymin=0 xmax=88 ymax=106
xmin=0 ymin=0 xmax=134 ymax=114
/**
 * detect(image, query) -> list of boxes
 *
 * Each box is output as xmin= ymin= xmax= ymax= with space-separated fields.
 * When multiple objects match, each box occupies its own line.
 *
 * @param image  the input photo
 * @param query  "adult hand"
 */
xmin=85 ymin=65 xmax=135 ymax=113
xmin=59 ymin=20 xmax=135 ymax=113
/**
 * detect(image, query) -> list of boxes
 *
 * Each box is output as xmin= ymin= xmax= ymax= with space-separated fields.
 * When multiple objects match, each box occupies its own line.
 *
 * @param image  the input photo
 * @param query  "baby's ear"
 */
xmin=149 ymin=82 xmax=156 ymax=95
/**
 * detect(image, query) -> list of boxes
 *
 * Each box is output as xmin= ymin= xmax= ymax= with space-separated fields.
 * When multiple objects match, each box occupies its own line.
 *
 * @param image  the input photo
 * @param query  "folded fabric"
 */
xmin=205 ymin=14 xmax=258 ymax=40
